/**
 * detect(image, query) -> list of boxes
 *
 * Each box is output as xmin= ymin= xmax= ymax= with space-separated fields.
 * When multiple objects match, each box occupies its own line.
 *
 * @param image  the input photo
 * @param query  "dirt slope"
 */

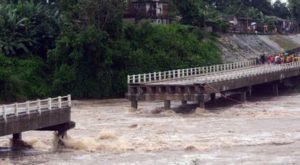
xmin=220 ymin=34 xmax=300 ymax=62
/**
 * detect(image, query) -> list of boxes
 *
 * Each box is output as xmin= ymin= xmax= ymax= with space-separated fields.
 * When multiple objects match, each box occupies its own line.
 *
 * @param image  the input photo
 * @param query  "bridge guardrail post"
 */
xmin=138 ymin=75 xmax=141 ymax=83
xmin=58 ymin=96 xmax=62 ymax=108
xmin=48 ymin=98 xmax=52 ymax=110
xmin=2 ymin=106 xmax=6 ymax=122
xmin=173 ymin=70 xmax=176 ymax=78
xmin=15 ymin=103 xmax=18 ymax=117
xmin=26 ymin=101 xmax=30 ymax=114
xmin=37 ymin=99 xmax=41 ymax=114
xmin=68 ymin=94 xmax=72 ymax=107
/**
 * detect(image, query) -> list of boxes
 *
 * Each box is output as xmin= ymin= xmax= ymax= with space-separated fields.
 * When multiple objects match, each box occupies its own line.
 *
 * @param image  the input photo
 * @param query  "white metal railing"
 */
xmin=0 ymin=95 xmax=71 ymax=122
xmin=198 ymin=61 xmax=300 ymax=84
xmin=127 ymin=59 xmax=257 ymax=84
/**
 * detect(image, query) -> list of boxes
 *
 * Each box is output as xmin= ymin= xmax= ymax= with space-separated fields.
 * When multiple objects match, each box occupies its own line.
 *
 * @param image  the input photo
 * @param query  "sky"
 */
xmin=271 ymin=0 xmax=288 ymax=4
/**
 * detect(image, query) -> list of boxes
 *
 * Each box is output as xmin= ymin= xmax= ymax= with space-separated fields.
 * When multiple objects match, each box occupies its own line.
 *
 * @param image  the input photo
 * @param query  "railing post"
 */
xmin=154 ymin=72 xmax=157 ymax=81
xmin=143 ymin=74 xmax=146 ymax=83
xmin=2 ymin=106 xmax=6 ymax=122
xmin=127 ymin=75 xmax=130 ymax=84
xmin=173 ymin=70 xmax=176 ymax=78
xmin=26 ymin=101 xmax=30 ymax=114
xmin=68 ymin=94 xmax=72 ymax=107
xmin=48 ymin=98 xmax=52 ymax=110
xmin=158 ymin=72 xmax=162 ymax=81
xmin=15 ymin=103 xmax=18 ymax=116
xmin=58 ymin=96 xmax=62 ymax=108
xmin=37 ymin=99 xmax=41 ymax=114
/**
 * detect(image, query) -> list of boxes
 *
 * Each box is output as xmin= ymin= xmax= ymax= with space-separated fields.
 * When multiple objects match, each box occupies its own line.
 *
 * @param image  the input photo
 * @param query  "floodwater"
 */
xmin=1 ymin=90 xmax=300 ymax=164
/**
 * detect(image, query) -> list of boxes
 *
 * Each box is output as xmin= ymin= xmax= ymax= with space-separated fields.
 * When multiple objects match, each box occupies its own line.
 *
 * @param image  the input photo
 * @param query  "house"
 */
xmin=268 ymin=16 xmax=299 ymax=34
xmin=124 ymin=0 xmax=169 ymax=24
xmin=225 ymin=16 xmax=255 ymax=33
xmin=225 ymin=15 xmax=300 ymax=34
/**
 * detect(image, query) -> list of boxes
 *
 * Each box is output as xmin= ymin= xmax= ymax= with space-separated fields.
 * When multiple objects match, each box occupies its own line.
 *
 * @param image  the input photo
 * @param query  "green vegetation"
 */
xmin=1 ymin=0 xmax=299 ymax=102
xmin=0 ymin=1 xmax=222 ymax=101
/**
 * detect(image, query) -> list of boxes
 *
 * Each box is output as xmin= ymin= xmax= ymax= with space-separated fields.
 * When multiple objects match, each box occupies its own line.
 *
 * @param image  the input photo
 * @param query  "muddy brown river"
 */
xmin=1 ymin=89 xmax=300 ymax=164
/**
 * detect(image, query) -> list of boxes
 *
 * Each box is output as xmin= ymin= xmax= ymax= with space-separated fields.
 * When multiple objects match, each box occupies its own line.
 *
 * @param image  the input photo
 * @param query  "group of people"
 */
xmin=256 ymin=52 xmax=299 ymax=65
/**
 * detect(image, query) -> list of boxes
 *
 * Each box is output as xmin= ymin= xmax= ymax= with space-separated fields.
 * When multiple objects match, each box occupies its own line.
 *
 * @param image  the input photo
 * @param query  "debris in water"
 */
xmin=129 ymin=124 xmax=138 ymax=128
xmin=185 ymin=145 xmax=198 ymax=151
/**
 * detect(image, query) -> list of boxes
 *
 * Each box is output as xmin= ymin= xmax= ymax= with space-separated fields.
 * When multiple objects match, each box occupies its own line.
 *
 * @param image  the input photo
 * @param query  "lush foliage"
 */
xmin=49 ymin=23 xmax=222 ymax=98
xmin=289 ymin=0 xmax=300 ymax=22
xmin=0 ymin=54 xmax=49 ymax=102
xmin=0 ymin=1 xmax=223 ymax=102
xmin=172 ymin=0 xmax=228 ymax=31
xmin=0 ymin=1 xmax=61 ymax=58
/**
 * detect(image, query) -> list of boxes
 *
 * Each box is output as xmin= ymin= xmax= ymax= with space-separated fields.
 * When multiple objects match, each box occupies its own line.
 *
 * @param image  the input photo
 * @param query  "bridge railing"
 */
xmin=0 ymin=95 xmax=71 ymax=122
xmin=127 ymin=59 xmax=257 ymax=84
xmin=202 ymin=61 xmax=300 ymax=83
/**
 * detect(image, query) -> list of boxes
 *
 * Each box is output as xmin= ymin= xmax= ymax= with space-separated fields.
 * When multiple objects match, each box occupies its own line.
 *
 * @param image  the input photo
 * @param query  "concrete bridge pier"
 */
xmin=11 ymin=133 xmax=31 ymax=149
xmin=247 ymin=86 xmax=252 ymax=97
xmin=12 ymin=133 xmax=22 ymax=148
xmin=197 ymin=94 xmax=206 ymax=109
xmin=210 ymin=93 xmax=216 ymax=103
xmin=38 ymin=121 xmax=75 ymax=146
xmin=130 ymin=96 xmax=138 ymax=111
xmin=240 ymin=92 xmax=247 ymax=102
xmin=273 ymin=83 xmax=279 ymax=96
xmin=164 ymin=100 xmax=171 ymax=110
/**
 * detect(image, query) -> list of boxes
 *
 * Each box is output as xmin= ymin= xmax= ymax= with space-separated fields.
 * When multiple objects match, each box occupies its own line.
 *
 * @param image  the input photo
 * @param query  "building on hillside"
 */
xmin=225 ymin=15 xmax=300 ymax=34
xmin=225 ymin=16 xmax=256 ymax=33
xmin=124 ymin=0 xmax=169 ymax=24
xmin=268 ymin=16 xmax=299 ymax=34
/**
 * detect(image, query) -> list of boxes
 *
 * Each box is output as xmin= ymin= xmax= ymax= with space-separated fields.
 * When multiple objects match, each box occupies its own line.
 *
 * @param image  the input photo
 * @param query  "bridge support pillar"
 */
xmin=164 ymin=100 xmax=171 ymax=110
xmin=11 ymin=133 xmax=27 ymax=149
xmin=240 ymin=92 xmax=247 ymax=102
xmin=273 ymin=83 xmax=279 ymax=96
xmin=130 ymin=98 xmax=138 ymax=111
xmin=247 ymin=86 xmax=252 ymax=97
xmin=210 ymin=93 xmax=216 ymax=103
xmin=13 ymin=133 xmax=22 ymax=142
xmin=198 ymin=101 xmax=205 ymax=109
xmin=197 ymin=94 xmax=206 ymax=109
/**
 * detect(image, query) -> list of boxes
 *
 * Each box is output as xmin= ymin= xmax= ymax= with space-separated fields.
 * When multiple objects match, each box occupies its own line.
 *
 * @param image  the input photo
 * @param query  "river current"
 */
xmin=1 ymin=89 xmax=300 ymax=164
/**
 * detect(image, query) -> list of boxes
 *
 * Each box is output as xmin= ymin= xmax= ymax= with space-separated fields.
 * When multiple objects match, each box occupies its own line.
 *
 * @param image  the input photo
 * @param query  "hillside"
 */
xmin=220 ymin=34 xmax=300 ymax=62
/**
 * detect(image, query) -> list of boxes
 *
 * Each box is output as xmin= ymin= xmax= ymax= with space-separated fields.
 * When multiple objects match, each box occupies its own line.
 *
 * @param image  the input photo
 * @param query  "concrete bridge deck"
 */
xmin=127 ymin=60 xmax=300 ymax=110
xmin=0 ymin=95 xmax=75 ymax=147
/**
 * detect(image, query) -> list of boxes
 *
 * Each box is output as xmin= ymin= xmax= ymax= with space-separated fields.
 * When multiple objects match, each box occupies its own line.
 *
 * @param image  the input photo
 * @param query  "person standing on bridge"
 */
xmin=275 ymin=55 xmax=281 ymax=64
xmin=260 ymin=53 xmax=266 ymax=64
xmin=268 ymin=55 xmax=275 ymax=64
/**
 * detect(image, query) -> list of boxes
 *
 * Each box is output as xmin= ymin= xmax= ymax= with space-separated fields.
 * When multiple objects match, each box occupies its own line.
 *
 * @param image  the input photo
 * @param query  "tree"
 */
xmin=0 ymin=1 xmax=61 ymax=58
xmin=172 ymin=0 xmax=226 ymax=29
xmin=289 ymin=0 xmax=300 ymax=22
xmin=78 ymin=0 xmax=126 ymax=38
xmin=273 ymin=0 xmax=290 ymax=19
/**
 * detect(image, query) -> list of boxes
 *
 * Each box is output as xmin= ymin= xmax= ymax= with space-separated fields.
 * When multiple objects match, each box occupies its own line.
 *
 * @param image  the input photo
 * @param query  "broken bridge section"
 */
xmin=0 ymin=95 xmax=75 ymax=146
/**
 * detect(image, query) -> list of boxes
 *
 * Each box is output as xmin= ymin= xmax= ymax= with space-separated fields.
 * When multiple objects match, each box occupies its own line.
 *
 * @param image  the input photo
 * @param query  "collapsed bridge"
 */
xmin=127 ymin=59 xmax=300 ymax=110
xmin=0 ymin=95 xmax=75 ymax=147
